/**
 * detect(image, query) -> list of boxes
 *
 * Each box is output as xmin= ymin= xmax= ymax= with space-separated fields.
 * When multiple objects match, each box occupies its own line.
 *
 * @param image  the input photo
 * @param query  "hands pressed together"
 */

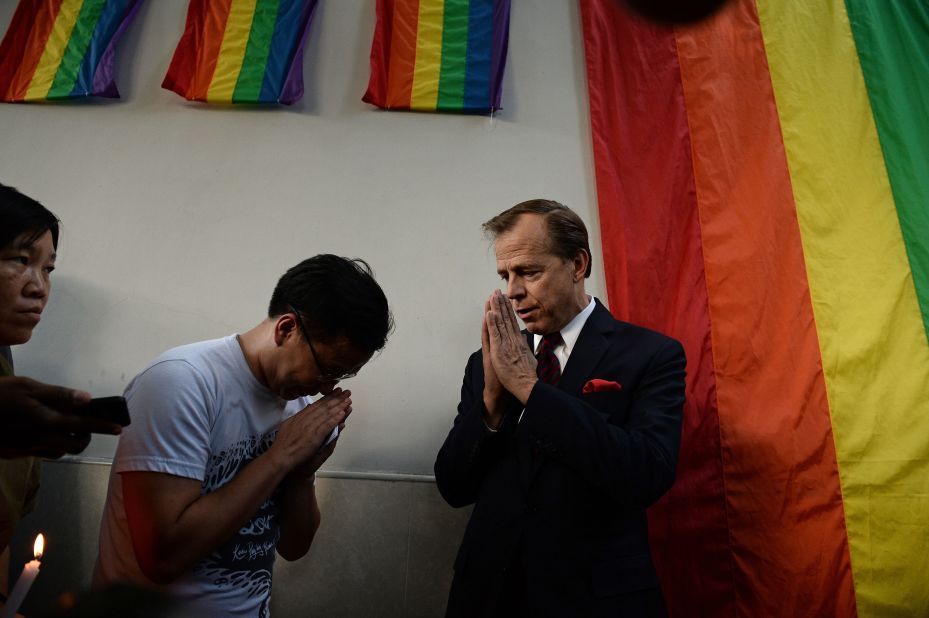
xmin=481 ymin=290 xmax=537 ymax=429
xmin=3 ymin=292 xmax=529 ymax=466
xmin=272 ymin=387 xmax=352 ymax=479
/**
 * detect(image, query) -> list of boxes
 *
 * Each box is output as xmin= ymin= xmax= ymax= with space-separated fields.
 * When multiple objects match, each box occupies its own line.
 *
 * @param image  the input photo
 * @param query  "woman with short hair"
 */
xmin=0 ymin=183 xmax=120 ymax=613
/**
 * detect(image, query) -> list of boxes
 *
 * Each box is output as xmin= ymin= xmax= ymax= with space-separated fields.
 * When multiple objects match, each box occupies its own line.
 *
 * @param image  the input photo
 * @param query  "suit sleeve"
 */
xmin=434 ymin=351 xmax=520 ymax=508
xmin=522 ymin=337 xmax=686 ymax=508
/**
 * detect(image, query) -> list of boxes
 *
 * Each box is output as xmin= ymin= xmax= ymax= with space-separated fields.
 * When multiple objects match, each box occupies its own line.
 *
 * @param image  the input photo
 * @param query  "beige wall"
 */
xmin=0 ymin=0 xmax=603 ymax=476
xmin=2 ymin=2 xmax=597 ymax=613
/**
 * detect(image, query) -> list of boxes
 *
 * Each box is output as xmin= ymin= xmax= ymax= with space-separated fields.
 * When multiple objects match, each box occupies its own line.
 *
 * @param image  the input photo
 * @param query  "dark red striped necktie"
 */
xmin=536 ymin=333 xmax=562 ymax=385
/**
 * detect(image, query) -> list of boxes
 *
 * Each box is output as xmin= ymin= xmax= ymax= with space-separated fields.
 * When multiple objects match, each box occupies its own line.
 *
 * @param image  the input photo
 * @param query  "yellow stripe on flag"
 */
xmin=410 ymin=0 xmax=444 ymax=110
xmin=206 ymin=0 xmax=259 ymax=102
xmin=757 ymin=0 xmax=929 ymax=614
xmin=24 ymin=0 xmax=85 ymax=101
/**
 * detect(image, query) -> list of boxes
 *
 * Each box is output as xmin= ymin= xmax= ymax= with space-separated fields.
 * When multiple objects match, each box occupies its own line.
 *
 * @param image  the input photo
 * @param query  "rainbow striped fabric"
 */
xmin=363 ymin=0 xmax=510 ymax=113
xmin=0 ymin=0 xmax=142 ymax=102
xmin=162 ymin=0 xmax=318 ymax=105
xmin=581 ymin=0 xmax=929 ymax=616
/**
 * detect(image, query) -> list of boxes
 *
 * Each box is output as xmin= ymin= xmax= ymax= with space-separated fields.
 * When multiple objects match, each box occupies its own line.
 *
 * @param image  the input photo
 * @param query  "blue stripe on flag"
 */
xmin=259 ymin=0 xmax=307 ymax=102
xmin=70 ymin=0 xmax=134 ymax=96
xmin=463 ymin=0 xmax=493 ymax=110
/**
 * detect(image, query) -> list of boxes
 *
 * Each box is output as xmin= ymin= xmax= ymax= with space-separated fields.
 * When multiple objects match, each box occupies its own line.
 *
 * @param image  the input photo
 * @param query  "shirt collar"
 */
xmin=534 ymin=295 xmax=596 ymax=356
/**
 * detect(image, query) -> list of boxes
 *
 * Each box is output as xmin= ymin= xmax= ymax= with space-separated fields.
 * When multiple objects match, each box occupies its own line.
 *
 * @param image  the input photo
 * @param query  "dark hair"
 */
xmin=0 ymin=183 xmax=59 ymax=250
xmin=482 ymin=199 xmax=592 ymax=278
xmin=268 ymin=255 xmax=393 ymax=354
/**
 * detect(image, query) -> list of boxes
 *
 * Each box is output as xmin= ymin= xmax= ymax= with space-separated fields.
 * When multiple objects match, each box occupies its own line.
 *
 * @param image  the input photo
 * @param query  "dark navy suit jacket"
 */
xmin=435 ymin=300 xmax=686 ymax=618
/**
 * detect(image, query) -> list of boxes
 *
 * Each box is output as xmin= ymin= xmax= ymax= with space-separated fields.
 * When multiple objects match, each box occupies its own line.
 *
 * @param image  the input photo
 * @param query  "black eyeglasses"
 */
xmin=288 ymin=305 xmax=360 ymax=382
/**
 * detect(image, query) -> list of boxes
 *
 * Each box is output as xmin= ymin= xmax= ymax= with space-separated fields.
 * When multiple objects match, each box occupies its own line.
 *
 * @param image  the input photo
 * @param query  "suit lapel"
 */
xmin=522 ymin=300 xmax=616 ymax=486
xmin=559 ymin=300 xmax=615 ymax=395
xmin=516 ymin=330 xmax=535 ymax=491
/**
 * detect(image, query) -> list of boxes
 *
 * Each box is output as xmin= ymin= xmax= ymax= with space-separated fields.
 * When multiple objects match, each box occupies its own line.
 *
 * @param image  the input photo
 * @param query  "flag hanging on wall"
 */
xmin=0 ymin=0 xmax=143 ymax=102
xmin=580 ymin=0 xmax=929 ymax=616
xmin=363 ymin=0 xmax=510 ymax=113
xmin=162 ymin=0 xmax=317 ymax=105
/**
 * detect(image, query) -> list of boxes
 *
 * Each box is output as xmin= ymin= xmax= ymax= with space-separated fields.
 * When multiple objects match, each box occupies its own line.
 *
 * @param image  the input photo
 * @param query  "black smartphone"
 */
xmin=82 ymin=396 xmax=131 ymax=427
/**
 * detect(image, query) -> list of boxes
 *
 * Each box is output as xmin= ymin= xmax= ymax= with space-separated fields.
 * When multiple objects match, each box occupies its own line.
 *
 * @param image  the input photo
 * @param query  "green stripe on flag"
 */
xmin=233 ymin=0 xmax=282 ymax=102
xmin=437 ymin=0 xmax=470 ymax=110
xmin=47 ymin=0 xmax=107 ymax=99
xmin=846 ymin=0 xmax=929 ymax=343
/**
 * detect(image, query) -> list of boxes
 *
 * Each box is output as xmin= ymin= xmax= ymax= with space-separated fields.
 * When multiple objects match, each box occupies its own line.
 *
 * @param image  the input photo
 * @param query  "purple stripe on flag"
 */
xmin=91 ymin=0 xmax=143 ymax=97
xmin=71 ymin=0 xmax=132 ymax=97
xmin=278 ymin=0 xmax=318 ymax=105
xmin=488 ymin=0 xmax=510 ymax=110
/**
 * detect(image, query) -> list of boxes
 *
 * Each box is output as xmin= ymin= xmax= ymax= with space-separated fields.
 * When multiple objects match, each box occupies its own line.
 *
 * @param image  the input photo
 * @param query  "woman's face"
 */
xmin=0 ymin=229 xmax=55 ymax=346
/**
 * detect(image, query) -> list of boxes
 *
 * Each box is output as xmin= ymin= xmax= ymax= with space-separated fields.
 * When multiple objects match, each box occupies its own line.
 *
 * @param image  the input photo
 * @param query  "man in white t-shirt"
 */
xmin=94 ymin=255 xmax=393 ymax=617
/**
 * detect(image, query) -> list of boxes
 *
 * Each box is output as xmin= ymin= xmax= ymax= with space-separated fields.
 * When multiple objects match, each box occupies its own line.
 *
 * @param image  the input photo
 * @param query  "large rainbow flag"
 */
xmin=580 ymin=0 xmax=929 ymax=615
xmin=162 ymin=0 xmax=317 ymax=105
xmin=363 ymin=0 xmax=510 ymax=113
xmin=0 ymin=0 xmax=142 ymax=102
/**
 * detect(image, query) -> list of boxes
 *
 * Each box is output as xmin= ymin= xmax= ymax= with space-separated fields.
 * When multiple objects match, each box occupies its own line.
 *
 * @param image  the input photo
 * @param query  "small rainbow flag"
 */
xmin=162 ymin=0 xmax=318 ymax=105
xmin=0 ymin=0 xmax=142 ymax=103
xmin=363 ymin=0 xmax=511 ymax=113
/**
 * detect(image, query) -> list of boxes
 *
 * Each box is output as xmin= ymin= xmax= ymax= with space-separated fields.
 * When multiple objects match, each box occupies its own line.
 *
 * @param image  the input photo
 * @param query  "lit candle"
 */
xmin=1 ymin=533 xmax=43 ymax=618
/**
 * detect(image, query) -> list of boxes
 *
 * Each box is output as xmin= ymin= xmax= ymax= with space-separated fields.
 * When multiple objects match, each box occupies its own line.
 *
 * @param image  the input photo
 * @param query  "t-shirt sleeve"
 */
xmin=113 ymin=359 xmax=215 ymax=481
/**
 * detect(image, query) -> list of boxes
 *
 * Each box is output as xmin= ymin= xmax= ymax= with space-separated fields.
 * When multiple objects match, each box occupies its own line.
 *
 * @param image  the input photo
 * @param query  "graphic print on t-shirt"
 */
xmin=195 ymin=431 xmax=281 ymax=618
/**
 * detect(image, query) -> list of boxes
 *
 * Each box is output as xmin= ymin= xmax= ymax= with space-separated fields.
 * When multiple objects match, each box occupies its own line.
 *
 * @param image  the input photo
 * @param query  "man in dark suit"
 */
xmin=435 ymin=199 xmax=686 ymax=617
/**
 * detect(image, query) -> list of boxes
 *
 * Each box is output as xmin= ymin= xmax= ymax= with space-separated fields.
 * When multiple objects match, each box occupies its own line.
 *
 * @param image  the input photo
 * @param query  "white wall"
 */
xmin=0 ymin=0 xmax=604 ymax=476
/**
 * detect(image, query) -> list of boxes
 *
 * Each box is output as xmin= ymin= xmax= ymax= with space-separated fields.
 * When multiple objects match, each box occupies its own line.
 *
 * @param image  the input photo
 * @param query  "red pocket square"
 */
xmin=583 ymin=379 xmax=622 ymax=394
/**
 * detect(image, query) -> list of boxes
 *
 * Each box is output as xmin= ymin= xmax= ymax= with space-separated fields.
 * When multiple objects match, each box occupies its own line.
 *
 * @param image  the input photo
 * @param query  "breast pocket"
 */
xmin=581 ymin=391 xmax=630 ymax=424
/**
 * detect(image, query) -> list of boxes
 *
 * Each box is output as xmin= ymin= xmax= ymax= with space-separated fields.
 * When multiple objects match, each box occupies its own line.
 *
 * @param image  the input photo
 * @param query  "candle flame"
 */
xmin=33 ymin=533 xmax=44 ymax=559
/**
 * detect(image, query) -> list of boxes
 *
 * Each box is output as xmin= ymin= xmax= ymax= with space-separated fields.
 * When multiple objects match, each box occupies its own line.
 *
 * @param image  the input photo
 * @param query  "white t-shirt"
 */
xmin=95 ymin=335 xmax=310 ymax=618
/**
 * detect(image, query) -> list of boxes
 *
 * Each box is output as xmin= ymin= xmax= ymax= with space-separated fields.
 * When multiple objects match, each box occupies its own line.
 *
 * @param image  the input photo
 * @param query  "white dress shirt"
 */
xmin=532 ymin=295 xmax=597 ymax=370
xmin=512 ymin=296 xmax=597 ymax=426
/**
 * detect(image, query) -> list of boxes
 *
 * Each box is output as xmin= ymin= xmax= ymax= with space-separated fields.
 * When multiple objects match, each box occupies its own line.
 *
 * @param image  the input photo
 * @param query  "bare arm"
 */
xmin=275 ymin=476 xmax=321 ymax=561
xmin=275 ymin=434 xmax=342 ymax=560
xmin=122 ymin=390 xmax=351 ymax=584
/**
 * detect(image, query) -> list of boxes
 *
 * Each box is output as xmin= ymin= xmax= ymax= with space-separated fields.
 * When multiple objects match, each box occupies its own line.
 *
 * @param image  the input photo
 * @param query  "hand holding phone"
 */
xmin=0 ymin=378 xmax=124 ymax=458
xmin=82 ymin=396 xmax=131 ymax=427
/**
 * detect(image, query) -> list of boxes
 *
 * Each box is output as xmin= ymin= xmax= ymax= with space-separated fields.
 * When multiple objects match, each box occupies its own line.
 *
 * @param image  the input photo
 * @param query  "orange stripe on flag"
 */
xmin=6 ymin=0 xmax=66 ymax=101
xmin=187 ymin=0 xmax=234 ymax=101
xmin=385 ymin=0 xmax=419 ymax=108
xmin=674 ymin=1 xmax=856 ymax=615
xmin=579 ymin=0 xmax=734 ymax=611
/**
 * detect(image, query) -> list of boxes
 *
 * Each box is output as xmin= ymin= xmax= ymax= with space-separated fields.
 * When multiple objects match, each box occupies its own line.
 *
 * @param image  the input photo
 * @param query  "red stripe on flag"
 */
xmin=579 ymin=0 xmax=733 ymax=615
xmin=186 ymin=0 xmax=233 ymax=101
xmin=675 ymin=1 xmax=856 ymax=614
xmin=362 ymin=0 xmax=394 ymax=107
xmin=0 ymin=0 xmax=37 ymax=100
xmin=385 ymin=0 xmax=419 ymax=109
xmin=1 ymin=0 xmax=65 ymax=101
xmin=162 ymin=0 xmax=209 ymax=98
